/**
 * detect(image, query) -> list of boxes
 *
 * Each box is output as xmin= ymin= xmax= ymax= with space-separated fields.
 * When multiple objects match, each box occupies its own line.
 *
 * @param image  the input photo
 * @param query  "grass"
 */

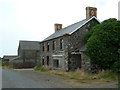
xmin=2 ymin=65 xmax=13 ymax=69
xmin=49 ymin=69 xmax=118 ymax=82
xmin=0 ymin=60 xmax=2 ymax=66
xmin=34 ymin=65 xmax=51 ymax=72
xmin=34 ymin=65 xmax=118 ymax=82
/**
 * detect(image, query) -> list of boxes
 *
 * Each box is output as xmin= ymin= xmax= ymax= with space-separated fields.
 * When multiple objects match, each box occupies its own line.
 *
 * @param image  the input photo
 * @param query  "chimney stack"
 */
xmin=86 ymin=7 xmax=97 ymax=19
xmin=54 ymin=24 xmax=62 ymax=32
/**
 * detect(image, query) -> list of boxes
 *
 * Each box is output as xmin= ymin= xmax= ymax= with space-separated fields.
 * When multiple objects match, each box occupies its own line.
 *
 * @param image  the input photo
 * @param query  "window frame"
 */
xmin=47 ymin=42 xmax=50 ymax=51
xmin=60 ymin=39 xmax=64 ymax=49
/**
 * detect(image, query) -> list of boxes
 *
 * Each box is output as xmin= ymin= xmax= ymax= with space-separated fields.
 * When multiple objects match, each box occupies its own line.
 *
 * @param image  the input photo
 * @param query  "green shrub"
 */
xmin=34 ymin=65 xmax=50 ymax=72
xmin=85 ymin=18 xmax=120 ymax=72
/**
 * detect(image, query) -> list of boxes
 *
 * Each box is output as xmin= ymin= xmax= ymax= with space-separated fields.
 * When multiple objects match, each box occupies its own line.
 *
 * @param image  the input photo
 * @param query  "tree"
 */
xmin=85 ymin=18 xmax=120 ymax=72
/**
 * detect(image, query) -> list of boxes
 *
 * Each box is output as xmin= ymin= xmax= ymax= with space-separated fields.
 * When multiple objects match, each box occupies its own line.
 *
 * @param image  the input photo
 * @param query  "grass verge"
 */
xmin=2 ymin=65 xmax=13 ymax=69
xmin=34 ymin=66 xmax=118 ymax=82
xmin=50 ymin=69 xmax=118 ymax=82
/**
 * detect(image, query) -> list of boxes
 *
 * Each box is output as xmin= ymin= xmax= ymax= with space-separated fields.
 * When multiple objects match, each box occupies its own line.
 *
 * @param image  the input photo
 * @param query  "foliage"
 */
xmin=85 ymin=18 xmax=120 ymax=72
xmin=0 ymin=59 xmax=2 ymax=66
xmin=84 ymin=20 xmax=100 ymax=43
xmin=34 ymin=65 xmax=50 ymax=72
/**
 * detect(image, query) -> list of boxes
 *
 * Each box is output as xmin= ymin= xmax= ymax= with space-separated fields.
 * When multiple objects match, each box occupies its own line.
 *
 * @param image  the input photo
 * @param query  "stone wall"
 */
xmin=40 ymin=35 xmax=69 ymax=70
xmin=81 ymin=52 xmax=91 ymax=73
xmin=66 ymin=19 xmax=99 ymax=71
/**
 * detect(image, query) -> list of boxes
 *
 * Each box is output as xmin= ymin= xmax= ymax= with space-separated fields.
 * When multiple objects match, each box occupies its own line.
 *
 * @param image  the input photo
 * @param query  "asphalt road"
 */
xmin=2 ymin=68 xmax=75 ymax=88
xmin=2 ymin=68 xmax=118 ymax=88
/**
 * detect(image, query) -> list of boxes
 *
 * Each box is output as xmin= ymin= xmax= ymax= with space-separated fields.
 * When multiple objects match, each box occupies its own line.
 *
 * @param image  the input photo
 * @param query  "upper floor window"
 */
xmin=42 ymin=43 xmax=44 ymax=51
xmin=52 ymin=41 xmax=56 ymax=50
xmin=47 ymin=42 xmax=50 ymax=51
xmin=60 ymin=39 xmax=64 ymax=49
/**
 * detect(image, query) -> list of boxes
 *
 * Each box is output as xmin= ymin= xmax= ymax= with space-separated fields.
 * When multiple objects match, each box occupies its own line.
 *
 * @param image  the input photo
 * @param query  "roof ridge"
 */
xmin=42 ymin=16 xmax=100 ymax=42
xmin=20 ymin=40 xmax=40 ymax=43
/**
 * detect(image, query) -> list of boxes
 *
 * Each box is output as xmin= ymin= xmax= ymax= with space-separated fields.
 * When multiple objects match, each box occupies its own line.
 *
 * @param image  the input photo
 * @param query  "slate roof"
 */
xmin=19 ymin=41 xmax=40 ymax=50
xmin=3 ymin=55 xmax=18 ymax=60
xmin=9 ymin=56 xmax=20 ymax=62
xmin=43 ymin=16 xmax=100 ymax=42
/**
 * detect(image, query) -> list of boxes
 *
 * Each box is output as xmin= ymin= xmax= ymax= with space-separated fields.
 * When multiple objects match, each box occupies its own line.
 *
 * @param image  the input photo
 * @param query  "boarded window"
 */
xmin=53 ymin=59 xmax=59 ymax=68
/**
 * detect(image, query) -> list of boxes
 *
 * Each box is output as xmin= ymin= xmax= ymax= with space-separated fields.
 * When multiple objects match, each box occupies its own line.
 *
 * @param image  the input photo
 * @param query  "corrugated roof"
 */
xmin=43 ymin=16 xmax=100 ymax=42
xmin=19 ymin=41 xmax=40 ymax=50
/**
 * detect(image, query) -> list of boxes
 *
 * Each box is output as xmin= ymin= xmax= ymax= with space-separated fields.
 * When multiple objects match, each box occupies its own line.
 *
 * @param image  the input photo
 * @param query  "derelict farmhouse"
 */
xmin=3 ymin=7 xmax=100 ymax=72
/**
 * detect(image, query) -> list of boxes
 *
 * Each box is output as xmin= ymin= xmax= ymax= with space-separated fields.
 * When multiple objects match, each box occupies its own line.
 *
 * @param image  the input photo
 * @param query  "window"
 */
xmin=46 ymin=56 xmax=49 ymax=66
xmin=52 ymin=41 xmax=56 ymax=50
xmin=42 ymin=57 xmax=45 ymax=65
xmin=53 ymin=59 xmax=59 ymax=68
xmin=60 ymin=39 xmax=64 ymax=49
xmin=42 ymin=44 xmax=44 ymax=51
xmin=47 ymin=43 xmax=49 ymax=51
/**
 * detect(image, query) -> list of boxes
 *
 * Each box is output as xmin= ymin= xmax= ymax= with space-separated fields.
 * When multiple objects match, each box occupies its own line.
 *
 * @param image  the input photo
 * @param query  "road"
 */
xmin=2 ymin=68 xmax=118 ymax=88
xmin=2 ymin=68 xmax=76 ymax=88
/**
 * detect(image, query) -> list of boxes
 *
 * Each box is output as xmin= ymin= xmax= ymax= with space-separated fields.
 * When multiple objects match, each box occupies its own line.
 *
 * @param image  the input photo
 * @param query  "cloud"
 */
xmin=0 ymin=0 xmax=119 ymax=57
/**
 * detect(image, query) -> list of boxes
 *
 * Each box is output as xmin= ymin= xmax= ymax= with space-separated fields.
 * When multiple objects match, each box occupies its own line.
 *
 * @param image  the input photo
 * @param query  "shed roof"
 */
xmin=43 ymin=16 xmax=100 ymax=42
xmin=19 ymin=40 xmax=40 ymax=50
xmin=3 ymin=55 xmax=18 ymax=60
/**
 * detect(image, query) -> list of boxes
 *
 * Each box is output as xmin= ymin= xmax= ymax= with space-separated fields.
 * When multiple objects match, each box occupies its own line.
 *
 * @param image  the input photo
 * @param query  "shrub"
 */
xmin=34 ymin=65 xmax=50 ymax=72
xmin=85 ymin=18 xmax=120 ymax=71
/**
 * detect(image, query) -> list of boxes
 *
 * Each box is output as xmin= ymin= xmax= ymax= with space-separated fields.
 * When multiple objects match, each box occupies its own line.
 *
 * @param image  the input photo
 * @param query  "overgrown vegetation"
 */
xmin=2 ymin=65 xmax=13 ymax=69
xmin=0 ymin=59 xmax=13 ymax=69
xmin=50 ymin=69 xmax=118 ymax=82
xmin=0 ymin=59 xmax=2 ymax=66
xmin=34 ymin=66 xmax=118 ymax=82
xmin=84 ymin=18 xmax=120 ymax=72
xmin=34 ymin=65 xmax=51 ymax=72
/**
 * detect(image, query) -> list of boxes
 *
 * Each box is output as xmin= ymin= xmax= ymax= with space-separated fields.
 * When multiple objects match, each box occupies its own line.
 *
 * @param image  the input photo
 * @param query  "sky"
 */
xmin=0 ymin=0 xmax=119 ymax=57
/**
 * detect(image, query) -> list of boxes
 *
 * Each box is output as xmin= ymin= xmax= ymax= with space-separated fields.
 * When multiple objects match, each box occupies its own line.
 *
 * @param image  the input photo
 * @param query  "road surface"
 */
xmin=2 ymin=68 xmax=118 ymax=88
xmin=2 ymin=68 xmax=75 ymax=88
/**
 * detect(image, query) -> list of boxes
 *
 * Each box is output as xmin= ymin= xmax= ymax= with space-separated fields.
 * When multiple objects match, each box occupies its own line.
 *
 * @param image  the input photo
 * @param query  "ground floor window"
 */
xmin=46 ymin=56 xmax=49 ymax=66
xmin=42 ymin=57 xmax=45 ymax=65
xmin=53 ymin=59 xmax=59 ymax=68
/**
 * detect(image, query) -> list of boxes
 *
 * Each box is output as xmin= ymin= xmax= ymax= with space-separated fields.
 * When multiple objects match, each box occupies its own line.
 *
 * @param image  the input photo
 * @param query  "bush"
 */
xmin=85 ymin=18 xmax=120 ymax=72
xmin=112 ymin=61 xmax=120 ymax=73
xmin=34 ymin=65 xmax=50 ymax=72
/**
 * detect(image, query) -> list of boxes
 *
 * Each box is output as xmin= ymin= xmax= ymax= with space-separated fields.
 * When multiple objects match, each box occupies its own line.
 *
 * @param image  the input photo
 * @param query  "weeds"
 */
xmin=34 ymin=65 xmax=51 ymax=72
xmin=50 ymin=68 xmax=118 ymax=82
xmin=2 ymin=65 xmax=13 ymax=69
xmin=34 ymin=65 xmax=118 ymax=82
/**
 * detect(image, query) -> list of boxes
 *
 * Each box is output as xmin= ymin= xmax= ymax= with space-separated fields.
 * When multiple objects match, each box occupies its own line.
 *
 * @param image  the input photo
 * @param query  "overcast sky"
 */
xmin=0 ymin=0 xmax=119 ymax=57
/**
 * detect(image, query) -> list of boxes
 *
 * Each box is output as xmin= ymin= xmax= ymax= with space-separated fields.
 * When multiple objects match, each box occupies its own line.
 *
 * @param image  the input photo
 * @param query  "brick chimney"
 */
xmin=54 ymin=24 xmax=62 ymax=32
xmin=86 ymin=7 xmax=97 ymax=19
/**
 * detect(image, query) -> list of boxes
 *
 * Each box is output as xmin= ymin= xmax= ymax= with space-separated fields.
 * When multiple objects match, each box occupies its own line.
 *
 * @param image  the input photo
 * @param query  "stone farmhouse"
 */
xmin=39 ymin=7 xmax=100 ymax=72
xmin=4 ymin=7 xmax=100 ymax=72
